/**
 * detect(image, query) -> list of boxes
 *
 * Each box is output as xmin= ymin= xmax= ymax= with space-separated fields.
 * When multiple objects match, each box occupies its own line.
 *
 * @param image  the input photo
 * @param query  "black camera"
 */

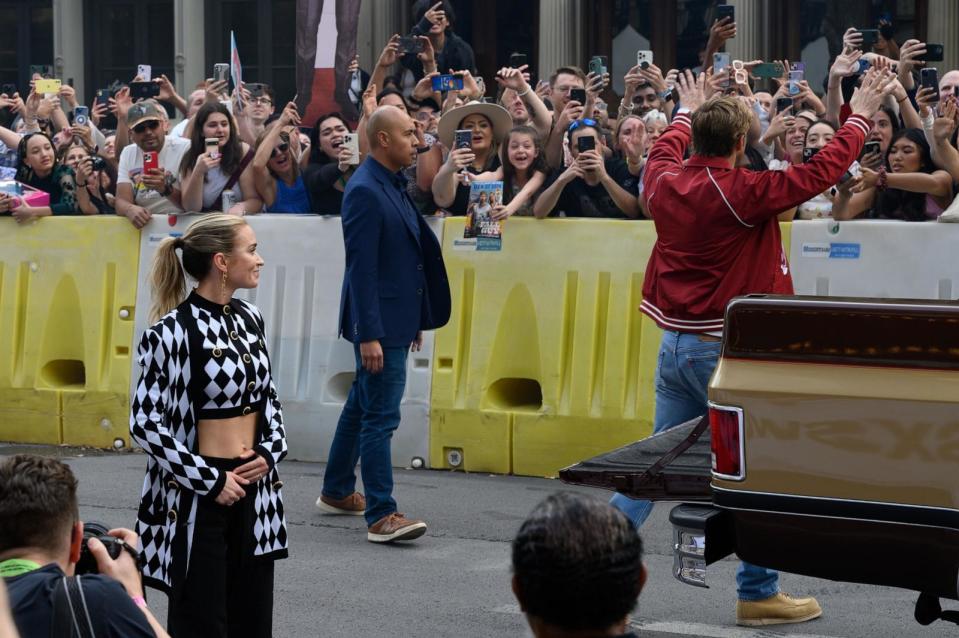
xmin=75 ymin=522 xmax=123 ymax=575
xmin=91 ymin=156 xmax=106 ymax=172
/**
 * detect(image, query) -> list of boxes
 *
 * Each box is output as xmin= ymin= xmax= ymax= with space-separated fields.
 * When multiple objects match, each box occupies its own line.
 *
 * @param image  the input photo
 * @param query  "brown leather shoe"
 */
xmin=367 ymin=512 xmax=427 ymax=543
xmin=315 ymin=492 xmax=366 ymax=516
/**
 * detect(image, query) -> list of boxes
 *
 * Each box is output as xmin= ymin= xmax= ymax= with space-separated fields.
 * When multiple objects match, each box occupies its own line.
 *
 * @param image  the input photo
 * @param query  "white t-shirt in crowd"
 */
xmin=796 ymin=161 xmax=862 ymax=220
xmin=170 ymin=118 xmax=189 ymax=139
xmin=117 ymin=135 xmax=190 ymax=214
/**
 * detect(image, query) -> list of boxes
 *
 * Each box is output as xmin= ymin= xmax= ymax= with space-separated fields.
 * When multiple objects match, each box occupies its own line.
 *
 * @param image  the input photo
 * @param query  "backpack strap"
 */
xmin=51 ymin=576 xmax=96 ymax=638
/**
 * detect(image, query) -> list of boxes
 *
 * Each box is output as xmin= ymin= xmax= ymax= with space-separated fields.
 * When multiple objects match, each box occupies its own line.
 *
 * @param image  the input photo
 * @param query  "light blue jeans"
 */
xmin=610 ymin=330 xmax=779 ymax=601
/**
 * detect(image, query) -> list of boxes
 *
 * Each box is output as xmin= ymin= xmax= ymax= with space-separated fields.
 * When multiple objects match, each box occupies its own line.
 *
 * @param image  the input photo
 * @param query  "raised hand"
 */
xmin=708 ymin=17 xmax=737 ymax=49
xmin=675 ymin=69 xmax=707 ymax=112
xmin=849 ymin=68 xmax=897 ymax=118
xmin=830 ymin=48 xmax=863 ymax=79
xmin=278 ymin=101 xmax=301 ymax=126
xmin=933 ymin=96 xmax=959 ymax=142
xmin=843 ymin=27 xmax=864 ymax=51
xmin=377 ymin=35 xmax=401 ymax=69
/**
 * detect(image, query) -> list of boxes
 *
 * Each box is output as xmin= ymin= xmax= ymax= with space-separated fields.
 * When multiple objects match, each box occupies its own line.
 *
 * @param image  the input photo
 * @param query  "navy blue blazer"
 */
xmin=338 ymin=157 xmax=451 ymax=347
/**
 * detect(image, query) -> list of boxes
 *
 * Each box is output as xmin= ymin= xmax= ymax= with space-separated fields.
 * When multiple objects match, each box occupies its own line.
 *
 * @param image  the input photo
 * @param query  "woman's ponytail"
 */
xmin=149 ymin=237 xmax=187 ymax=322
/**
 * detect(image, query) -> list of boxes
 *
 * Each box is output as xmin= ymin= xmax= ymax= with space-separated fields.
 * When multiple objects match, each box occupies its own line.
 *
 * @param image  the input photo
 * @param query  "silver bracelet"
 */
xmin=517 ymin=87 xmax=531 ymax=98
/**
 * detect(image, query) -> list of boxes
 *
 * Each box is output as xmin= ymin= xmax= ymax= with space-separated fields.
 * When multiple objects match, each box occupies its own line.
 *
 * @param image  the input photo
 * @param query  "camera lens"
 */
xmin=75 ymin=521 xmax=111 ymax=575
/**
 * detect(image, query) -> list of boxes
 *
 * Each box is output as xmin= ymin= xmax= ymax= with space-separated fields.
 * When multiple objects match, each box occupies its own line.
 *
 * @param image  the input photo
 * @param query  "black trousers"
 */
xmin=167 ymin=457 xmax=275 ymax=638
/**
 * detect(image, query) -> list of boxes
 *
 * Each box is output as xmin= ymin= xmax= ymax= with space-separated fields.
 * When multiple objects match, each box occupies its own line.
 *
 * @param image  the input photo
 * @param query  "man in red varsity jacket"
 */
xmin=612 ymin=68 xmax=895 ymax=627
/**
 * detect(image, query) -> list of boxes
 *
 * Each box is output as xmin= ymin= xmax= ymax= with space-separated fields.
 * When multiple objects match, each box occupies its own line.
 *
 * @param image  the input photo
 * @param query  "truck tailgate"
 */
xmin=559 ymin=416 xmax=712 ymax=500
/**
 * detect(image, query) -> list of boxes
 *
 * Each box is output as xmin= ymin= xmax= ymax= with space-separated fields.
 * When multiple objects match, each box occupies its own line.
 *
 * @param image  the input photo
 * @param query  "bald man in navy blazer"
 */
xmin=318 ymin=106 xmax=451 ymax=543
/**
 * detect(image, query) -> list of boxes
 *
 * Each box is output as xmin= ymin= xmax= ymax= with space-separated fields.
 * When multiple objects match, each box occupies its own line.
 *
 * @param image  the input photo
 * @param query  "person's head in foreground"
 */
xmin=512 ymin=492 xmax=647 ymax=638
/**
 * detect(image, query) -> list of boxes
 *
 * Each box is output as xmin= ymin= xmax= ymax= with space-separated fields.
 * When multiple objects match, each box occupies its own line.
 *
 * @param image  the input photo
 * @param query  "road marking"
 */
xmin=633 ymin=620 xmax=839 ymax=638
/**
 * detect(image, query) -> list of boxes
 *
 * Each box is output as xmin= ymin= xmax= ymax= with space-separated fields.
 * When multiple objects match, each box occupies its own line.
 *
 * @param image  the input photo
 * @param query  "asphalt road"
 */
xmin=3 ymin=444 xmax=956 ymax=638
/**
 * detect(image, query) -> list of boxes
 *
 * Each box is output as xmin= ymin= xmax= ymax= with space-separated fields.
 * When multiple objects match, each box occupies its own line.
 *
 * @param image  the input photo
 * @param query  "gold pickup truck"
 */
xmin=561 ymin=295 xmax=959 ymax=628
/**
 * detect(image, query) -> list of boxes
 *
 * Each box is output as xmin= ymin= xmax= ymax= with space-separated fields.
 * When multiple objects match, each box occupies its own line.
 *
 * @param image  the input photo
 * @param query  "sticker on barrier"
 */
xmin=790 ymin=220 xmax=959 ymax=299
xmin=133 ymin=214 xmax=443 ymax=468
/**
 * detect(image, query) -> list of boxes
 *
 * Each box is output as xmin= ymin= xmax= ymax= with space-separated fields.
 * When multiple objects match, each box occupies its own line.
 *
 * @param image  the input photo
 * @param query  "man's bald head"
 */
xmin=366 ymin=105 xmax=418 ymax=170
xmin=366 ymin=105 xmax=409 ymax=144
xmin=940 ymin=70 xmax=959 ymax=97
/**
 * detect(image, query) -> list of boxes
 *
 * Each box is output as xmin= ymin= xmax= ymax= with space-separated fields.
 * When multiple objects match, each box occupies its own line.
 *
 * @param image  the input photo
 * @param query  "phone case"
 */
xmin=138 ymin=65 xmax=152 ymax=81
xmin=34 ymin=79 xmax=61 ymax=95
xmin=214 ymin=64 xmax=230 ymax=82
xmin=343 ymin=134 xmax=359 ymax=164
xmin=454 ymin=130 xmax=472 ymax=149
xmin=143 ymin=152 xmax=158 ymax=172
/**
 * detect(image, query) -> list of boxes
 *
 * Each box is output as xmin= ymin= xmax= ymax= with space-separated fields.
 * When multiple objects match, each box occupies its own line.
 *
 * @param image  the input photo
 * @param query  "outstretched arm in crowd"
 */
xmin=233 ymin=84 xmax=259 ymax=147
xmin=432 ymin=146 xmax=475 ymax=208
xmin=252 ymin=102 xmax=299 ymax=208
xmin=643 ymin=70 xmax=705 ymax=197
xmin=156 ymin=74 xmax=188 ymax=116
xmin=826 ymin=41 xmax=862 ymax=126
xmin=357 ymin=82 xmax=377 ymax=156
xmin=831 ymin=182 xmax=874 ymax=220
xmin=532 ymin=161 xmax=581 ymax=218
xmin=110 ymin=86 xmax=133 ymax=161
xmin=703 ymin=17 xmax=736 ymax=71
xmin=545 ymin=99 xmax=584 ymax=169
xmin=580 ymin=148 xmax=640 ymax=218
xmin=496 ymin=65 xmax=551 ymax=137
xmin=413 ymin=119 xmax=442 ymax=194
xmin=918 ymin=90 xmax=959 ymax=182
xmin=371 ymin=35 xmax=402 ymax=99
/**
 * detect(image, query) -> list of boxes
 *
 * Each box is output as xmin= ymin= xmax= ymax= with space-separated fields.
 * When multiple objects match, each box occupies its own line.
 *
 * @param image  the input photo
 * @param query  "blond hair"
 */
xmin=149 ymin=214 xmax=248 ymax=322
xmin=690 ymin=97 xmax=752 ymax=158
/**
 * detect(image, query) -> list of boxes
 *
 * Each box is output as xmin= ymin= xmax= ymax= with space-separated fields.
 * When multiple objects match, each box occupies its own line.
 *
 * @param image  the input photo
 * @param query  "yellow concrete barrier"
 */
xmin=0 ymin=217 xmax=140 ymax=447
xmin=430 ymin=217 xmax=662 ymax=477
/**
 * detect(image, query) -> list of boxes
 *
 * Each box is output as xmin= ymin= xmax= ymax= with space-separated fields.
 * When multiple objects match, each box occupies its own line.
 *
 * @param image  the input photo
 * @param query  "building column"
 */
xmin=538 ymin=0 xmax=584 ymax=77
xmin=370 ymin=0 xmax=405 ymax=65
xmin=53 ymin=0 xmax=84 ymax=101
xmin=175 ymin=0 xmax=206 ymax=100
xmin=927 ymin=0 xmax=959 ymax=74
xmin=724 ymin=0 xmax=765 ymax=62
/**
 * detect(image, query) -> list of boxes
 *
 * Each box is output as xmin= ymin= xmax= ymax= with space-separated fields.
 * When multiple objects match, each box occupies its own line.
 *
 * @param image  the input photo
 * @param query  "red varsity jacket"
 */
xmin=640 ymin=110 xmax=872 ymax=333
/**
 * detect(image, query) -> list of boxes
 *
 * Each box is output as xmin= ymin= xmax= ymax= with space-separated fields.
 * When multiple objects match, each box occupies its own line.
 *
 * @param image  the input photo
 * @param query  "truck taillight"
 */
xmin=709 ymin=403 xmax=745 ymax=481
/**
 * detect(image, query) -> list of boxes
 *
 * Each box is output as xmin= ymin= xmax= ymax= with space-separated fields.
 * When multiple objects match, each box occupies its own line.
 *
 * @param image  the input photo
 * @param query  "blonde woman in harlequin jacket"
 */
xmin=130 ymin=213 xmax=287 ymax=638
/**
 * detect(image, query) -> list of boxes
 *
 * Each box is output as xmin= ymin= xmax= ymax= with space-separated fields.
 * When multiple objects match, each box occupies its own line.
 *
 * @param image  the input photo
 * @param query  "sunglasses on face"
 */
xmin=271 ymin=143 xmax=290 ymax=158
xmin=133 ymin=120 xmax=160 ymax=134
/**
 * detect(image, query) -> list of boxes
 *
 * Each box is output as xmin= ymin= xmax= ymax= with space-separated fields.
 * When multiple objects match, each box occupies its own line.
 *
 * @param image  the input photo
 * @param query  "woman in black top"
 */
xmin=432 ymin=101 xmax=512 ymax=215
xmin=132 ymin=214 xmax=287 ymax=637
xmin=304 ymin=113 xmax=356 ymax=215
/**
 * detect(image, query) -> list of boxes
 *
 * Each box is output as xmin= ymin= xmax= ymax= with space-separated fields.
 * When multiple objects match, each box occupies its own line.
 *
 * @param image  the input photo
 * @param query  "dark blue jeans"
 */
xmin=610 ymin=330 xmax=779 ymax=601
xmin=322 ymin=343 xmax=408 ymax=526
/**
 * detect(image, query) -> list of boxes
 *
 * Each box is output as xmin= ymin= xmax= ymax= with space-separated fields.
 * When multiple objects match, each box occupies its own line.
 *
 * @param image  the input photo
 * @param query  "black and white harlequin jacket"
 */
xmin=130 ymin=291 xmax=288 ymax=592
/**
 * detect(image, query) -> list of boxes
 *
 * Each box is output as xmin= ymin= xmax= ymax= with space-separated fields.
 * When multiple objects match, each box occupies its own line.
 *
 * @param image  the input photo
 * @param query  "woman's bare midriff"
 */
xmin=197 ymin=413 xmax=258 ymax=458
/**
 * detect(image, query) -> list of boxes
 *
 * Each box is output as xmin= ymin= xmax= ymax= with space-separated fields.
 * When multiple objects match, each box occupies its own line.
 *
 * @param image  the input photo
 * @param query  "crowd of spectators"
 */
xmin=1 ymin=2 xmax=958 ymax=225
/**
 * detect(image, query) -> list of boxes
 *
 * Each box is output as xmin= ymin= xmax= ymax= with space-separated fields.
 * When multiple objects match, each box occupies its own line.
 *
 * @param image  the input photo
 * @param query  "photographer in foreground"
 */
xmin=0 ymin=454 xmax=167 ymax=638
